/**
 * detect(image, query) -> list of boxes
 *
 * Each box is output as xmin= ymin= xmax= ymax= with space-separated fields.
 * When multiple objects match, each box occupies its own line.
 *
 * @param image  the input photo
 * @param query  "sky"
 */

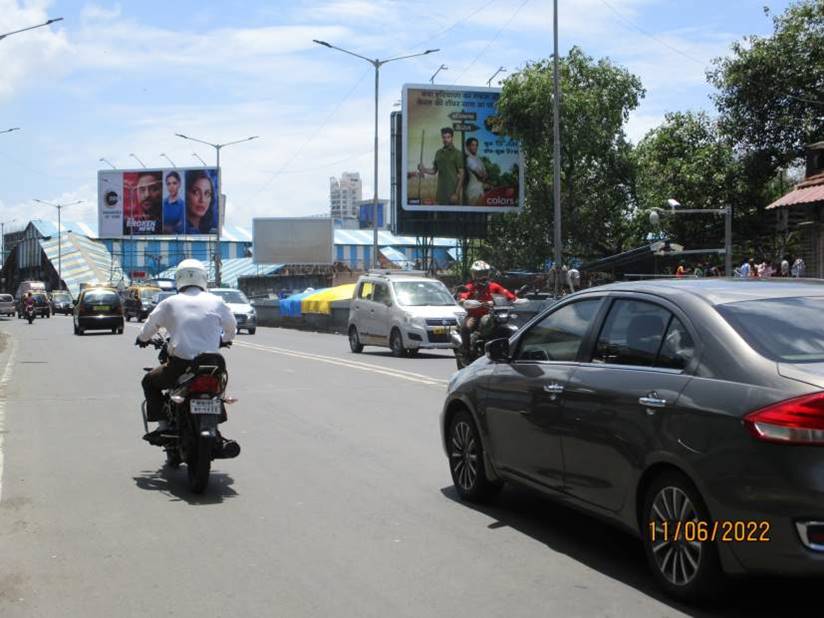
xmin=0 ymin=0 xmax=793 ymax=235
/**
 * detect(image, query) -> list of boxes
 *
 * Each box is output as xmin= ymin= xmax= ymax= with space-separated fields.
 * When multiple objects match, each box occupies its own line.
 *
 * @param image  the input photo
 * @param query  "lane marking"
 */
xmin=0 ymin=337 xmax=18 ymax=505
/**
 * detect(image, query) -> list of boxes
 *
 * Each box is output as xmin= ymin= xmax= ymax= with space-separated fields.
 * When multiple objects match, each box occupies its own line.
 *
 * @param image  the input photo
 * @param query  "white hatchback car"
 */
xmin=347 ymin=272 xmax=466 ymax=357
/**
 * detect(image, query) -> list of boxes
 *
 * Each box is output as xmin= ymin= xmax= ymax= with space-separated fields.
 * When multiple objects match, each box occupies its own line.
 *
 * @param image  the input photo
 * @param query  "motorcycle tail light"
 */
xmin=188 ymin=374 xmax=220 ymax=394
xmin=744 ymin=392 xmax=824 ymax=445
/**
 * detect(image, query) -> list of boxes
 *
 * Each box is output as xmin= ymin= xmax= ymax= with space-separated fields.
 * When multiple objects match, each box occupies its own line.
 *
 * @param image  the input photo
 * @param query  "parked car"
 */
xmin=145 ymin=290 xmax=176 ymax=315
xmin=73 ymin=287 xmax=124 ymax=335
xmin=348 ymin=272 xmax=466 ymax=357
xmin=0 ymin=293 xmax=14 ymax=317
xmin=440 ymin=279 xmax=824 ymax=602
xmin=49 ymin=290 xmax=74 ymax=315
xmin=209 ymin=288 xmax=256 ymax=334
xmin=17 ymin=292 xmax=51 ymax=318
xmin=123 ymin=284 xmax=161 ymax=322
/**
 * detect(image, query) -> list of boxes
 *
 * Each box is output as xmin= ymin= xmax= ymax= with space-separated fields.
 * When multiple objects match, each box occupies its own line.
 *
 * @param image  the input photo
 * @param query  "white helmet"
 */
xmin=175 ymin=258 xmax=208 ymax=291
xmin=470 ymin=260 xmax=492 ymax=281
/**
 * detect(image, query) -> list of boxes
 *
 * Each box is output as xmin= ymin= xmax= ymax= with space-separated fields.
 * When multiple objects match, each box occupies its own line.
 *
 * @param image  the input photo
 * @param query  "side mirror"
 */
xmin=485 ymin=338 xmax=510 ymax=362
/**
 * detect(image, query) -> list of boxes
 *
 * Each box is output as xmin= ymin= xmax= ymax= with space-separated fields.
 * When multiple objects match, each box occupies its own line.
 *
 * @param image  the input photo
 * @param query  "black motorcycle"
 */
xmin=452 ymin=297 xmax=529 ymax=369
xmin=25 ymin=303 xmax=35 ymax=324
xmin=141 ymin=337 xmax=240 ymax=493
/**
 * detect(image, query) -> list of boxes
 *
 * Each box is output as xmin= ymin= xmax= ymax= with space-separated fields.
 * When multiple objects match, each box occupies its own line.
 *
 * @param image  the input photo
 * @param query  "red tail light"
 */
xmin=744 ymin=392 xmax=824 ymax=445
xmin=188 ymin=375 xmax=220 ymax=394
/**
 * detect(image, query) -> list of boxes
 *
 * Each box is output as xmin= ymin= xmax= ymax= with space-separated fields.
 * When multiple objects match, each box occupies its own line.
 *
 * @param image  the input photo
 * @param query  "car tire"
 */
xmin=406 ymin=348 xmax=420 ymax=357
xmin=125 ymin=314 xmax=131 ymax=322
xmin=138 ymin=314 xmax=144 ymax=323
xmin=248 ymin=328 xmax=256 ymax=335
xmin=77 ymin=328 xmax=84 ymax=336
xmin=390 ymin=328 xmax=405 ymax=358
xmin=117 ymin=327 xmax=124 ymax=334
xmin=641 ymin=470 xmax=724 ymax=603
xmin=448 ymin=409 xmax=502 ymax=502
xmin=348 ymin=326 xmax=364 ymax=353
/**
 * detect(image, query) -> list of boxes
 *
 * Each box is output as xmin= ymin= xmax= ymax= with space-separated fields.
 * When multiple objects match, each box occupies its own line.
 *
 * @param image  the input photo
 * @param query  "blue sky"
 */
xmin=0 ymin=0 xmax=792 ymax=234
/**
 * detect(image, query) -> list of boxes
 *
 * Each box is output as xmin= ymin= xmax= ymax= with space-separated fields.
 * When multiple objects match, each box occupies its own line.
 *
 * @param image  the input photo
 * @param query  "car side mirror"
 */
xmin=485 ymin=338 xmax=510 ymax=362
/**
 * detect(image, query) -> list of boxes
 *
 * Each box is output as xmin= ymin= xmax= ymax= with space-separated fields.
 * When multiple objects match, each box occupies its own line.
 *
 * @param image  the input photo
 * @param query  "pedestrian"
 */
xmin=736 ymin=258 xmax=752 ymax=278
xmin=675 ymin=262 xmax=688 ymax=278
xmin=792 ymin=257 xmax=806 ymax=278
xmin=780 ymin=256 xmax=790 ymax=277
xmin=693 ymin=262 xmax=705 ymax=277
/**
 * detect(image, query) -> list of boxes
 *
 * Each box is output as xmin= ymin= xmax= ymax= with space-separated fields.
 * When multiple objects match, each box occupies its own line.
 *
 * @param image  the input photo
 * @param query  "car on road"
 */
xmin=49 ymin=290 xmax=74 ymax=315
xmin=348 ymin=272 xmax=466 ymax=357
xmin=210 ymin=288 xmax=256 ymax=334
xmin=145 ymin=290 xmax=176 ymax=315
xmin=17 ymin=292 xmax=51 ymax=319
xmin=0 ymin=293 xmax=14 ymax=317
xmin=124 ymin=284 xmax=161 ymax=322
xmin=440 ymin=278 xmax=824 ymax=602
xmin=73 ymin=287 xmax=124 ymax=335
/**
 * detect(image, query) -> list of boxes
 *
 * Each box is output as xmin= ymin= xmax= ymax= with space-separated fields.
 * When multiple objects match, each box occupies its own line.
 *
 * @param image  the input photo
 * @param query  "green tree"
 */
xmin=482 ymin=47 xmax=644 ymax=270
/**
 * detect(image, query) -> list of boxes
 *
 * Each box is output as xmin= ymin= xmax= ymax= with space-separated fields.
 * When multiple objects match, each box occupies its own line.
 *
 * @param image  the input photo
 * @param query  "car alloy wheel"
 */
xmin=349 ymin=326 xmax=363 ymax=353
xmin=390 ymin=328 xmax=405 ymax=357
xmin=448 ymin=410 xmax=501 ymax=502
xmin=648 ymin=486 xmax=702 ymax=587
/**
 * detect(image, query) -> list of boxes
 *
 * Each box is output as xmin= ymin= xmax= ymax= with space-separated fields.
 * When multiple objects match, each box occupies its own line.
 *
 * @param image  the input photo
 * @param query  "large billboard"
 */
xmin=98 ymin=167 xmax=220 ymax=237
xmin=252 ymin=218 xmax=333 ymax=265
xmin=402 ymin=84 xmax=523 ymax=213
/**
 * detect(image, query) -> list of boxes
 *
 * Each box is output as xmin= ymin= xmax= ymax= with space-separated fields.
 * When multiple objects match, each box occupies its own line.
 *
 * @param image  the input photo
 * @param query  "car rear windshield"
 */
xmin=392 ymin=281 xmax=455 ymax=306
xmin=0 ymin=294 xmax=12 ymax=302
xmin=84 ymin=292 xmax=120 ymax=305
xmin=52 ymin=293 xmax=71 ymax=300
xmin=717 ymin=296 xmax=824 ymax=363
xmin=140 ymin=289 xmax=159 ymax=299
xmin=211 ymin=290 xmax=248 ymax=304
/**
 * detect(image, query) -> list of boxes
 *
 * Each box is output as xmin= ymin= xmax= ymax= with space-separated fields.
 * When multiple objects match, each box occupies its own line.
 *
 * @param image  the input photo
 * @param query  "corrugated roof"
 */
xmin=40 ymin=232 xmax=129 ymax=297
xmin=156 ymin=257 xmax=283 ymax=289
xmin=767 ymin=179 xmax=824 ymax=209
xmin=334 ymin=229 xmax=457 ymax=247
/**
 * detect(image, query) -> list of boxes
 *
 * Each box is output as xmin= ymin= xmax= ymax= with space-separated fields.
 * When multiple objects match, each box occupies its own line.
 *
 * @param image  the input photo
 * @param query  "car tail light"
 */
xmin=188 ymin=375 xmax=220 ymax=394
xmin=744 ymin=392 xmax=824 ymax=445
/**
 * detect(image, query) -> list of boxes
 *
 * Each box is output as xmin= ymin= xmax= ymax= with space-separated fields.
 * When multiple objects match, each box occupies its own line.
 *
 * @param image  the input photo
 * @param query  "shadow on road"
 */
xmin=134 ymin=466 xmax=238 ymax=505
xmin=440 ymin=484 xmax=817 ymax=617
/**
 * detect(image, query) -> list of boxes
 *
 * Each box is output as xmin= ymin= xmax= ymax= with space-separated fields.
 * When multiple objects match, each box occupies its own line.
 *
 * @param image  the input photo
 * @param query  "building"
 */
xmin=329 ymin=172 xmax=362 ymax=222
xmin=766 ymin=141 xmax=824 ymax=276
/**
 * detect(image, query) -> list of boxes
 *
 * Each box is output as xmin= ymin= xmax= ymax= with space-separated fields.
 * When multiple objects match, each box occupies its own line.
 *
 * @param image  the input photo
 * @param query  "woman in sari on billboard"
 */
xmin=464 ymin=137 xmax=488 ymax=206
xmin=177 ymin=169 xmax=218 ymax=235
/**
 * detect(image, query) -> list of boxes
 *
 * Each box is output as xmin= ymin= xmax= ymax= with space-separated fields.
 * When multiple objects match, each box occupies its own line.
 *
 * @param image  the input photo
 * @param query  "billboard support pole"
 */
xmin=552 ymin=0 xmax=563 ymax=295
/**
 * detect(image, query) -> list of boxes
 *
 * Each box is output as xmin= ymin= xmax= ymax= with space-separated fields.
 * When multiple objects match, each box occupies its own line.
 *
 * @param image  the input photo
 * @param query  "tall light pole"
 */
xmin=552 ymin=0 xmax=562 ymax=294
xmin=1 ymin=218 xmax=16 ymax=269
xmin=160 ymin=153 xmax=177 ymax=168
xmin=430 ymin=64 xmax=447 ymax=83
xmin=0 ymin=17 xmax=63 ymax=42
xmin=175 ymin=133 xmax=259 ymax=287
xmin=99 ymin=157 xmax=116 ymax=169
xmin=313 ymin=39 xmax=438 ymax=269
xmin=192 ymin=152 xmax=208 ymax=167
xmin=34 ymin=199 xmax=83 ymax=290
xmin=486 ymin=66 xmax=506 ymax=87
xmin=0 ymin=127 xmax=20 ymax=135
xmin=129 ymin=153 xmax=147 ymax=168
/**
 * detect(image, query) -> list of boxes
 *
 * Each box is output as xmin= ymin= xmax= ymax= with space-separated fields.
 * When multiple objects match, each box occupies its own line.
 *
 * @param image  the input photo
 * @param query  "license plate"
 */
xmin=93 ymin=305 xmax=110 ymax=312
xmin=190 ymin=399 xmax=221 ymax=415
xmin=432 ymin=326 xmax=446 ymax=335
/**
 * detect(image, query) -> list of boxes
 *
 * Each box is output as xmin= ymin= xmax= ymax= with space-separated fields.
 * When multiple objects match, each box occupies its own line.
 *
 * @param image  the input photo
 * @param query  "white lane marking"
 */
xmin=0 ymin=338 xmax=18 ymax=505
xmin=127 ymin=324 xmax=449 ymax=388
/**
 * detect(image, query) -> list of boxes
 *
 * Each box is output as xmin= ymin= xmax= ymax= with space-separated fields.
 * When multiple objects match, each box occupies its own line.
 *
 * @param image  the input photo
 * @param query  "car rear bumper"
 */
xmin=77 ymin=316 xmax=124 ymax=330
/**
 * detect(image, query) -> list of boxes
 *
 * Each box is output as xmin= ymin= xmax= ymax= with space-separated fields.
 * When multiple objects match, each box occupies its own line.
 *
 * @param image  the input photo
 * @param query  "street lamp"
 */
xmin=0 ymin=17 xmax=63 ymax=42
xmin=192 ymin=152 xmax=208 ymax=167
xmin=34 ymin=199 xmax=83 ymax=290
xmin=160 ymin=153 xmax=177 ymax=168
xmin=129 ymin=153 xmax=147 ymax=169
xmin=486 ymin=66 xmax=506 ymax=87
xmin=430 ymin=64 xmax=447 ymax=83
xmin=99 ymin=157 xmax=116 ymax=169
xmin=0 ymin=128 xmax=20 ymax=135
xmin=313 ymin=39 xmax=438 ymax=269
xmin=1 ymin=218 xmax=16 ymax=268
xmin=175 ymin=133 xmax=259 ymax=287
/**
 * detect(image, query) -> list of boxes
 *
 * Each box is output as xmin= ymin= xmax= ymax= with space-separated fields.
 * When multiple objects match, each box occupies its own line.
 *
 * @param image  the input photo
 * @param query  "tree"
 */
xmin=708 ymin=0 xmax=824 ymax=174
xmin=481 ymin=47 xmax=644 ymax=270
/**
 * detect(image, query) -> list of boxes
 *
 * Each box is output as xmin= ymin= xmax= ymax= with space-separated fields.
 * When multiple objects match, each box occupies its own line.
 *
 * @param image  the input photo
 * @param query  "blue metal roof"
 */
xmin=334 ymin=229 xmax=458 ymax=247
xmin=40 ymin=232 xmax=129 ymax=297
xmin=156 ymin=257 xmax=284 ymax=289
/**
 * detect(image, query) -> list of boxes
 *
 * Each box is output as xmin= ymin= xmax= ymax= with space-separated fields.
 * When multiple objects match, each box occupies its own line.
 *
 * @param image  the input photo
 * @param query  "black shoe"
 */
xmin=215 ymin=437 xmax=240 ymax=459
xmin=142 ymin=428 xmax=177 ymax=446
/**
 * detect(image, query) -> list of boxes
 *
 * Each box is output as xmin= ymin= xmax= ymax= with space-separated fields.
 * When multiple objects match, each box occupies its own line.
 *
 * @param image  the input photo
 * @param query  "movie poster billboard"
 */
xmin=402 ymin=84 xmax=523 ymax=213
xmin=97 ymin=167 xmax=220 ymax=238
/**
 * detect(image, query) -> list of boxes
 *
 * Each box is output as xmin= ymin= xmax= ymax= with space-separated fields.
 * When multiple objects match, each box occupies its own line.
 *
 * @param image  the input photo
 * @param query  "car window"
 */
xmin=357 ymin=282 xmax=374 ymax=300
xmin=392 ymin=281 xmax=454 ymax=306
xmin=593 ymin=300 xmax=672 ymax=367
xmin=372 ymin=283 xmax=390 ymax=304
xmin=516 ymin=299 xmax=602 ymax=362
xmin=83 ymin=291 xmax=120 ymax=305
xmin=0 ymin=294 xmax=12 ymax=302
xmin=655 ymin=317 xmax=695 ymax=370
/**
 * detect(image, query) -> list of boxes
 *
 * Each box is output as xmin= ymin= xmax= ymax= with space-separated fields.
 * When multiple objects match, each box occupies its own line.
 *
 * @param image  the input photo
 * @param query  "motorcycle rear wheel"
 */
xmin=187 ymin=436 xmax=212 ymax=494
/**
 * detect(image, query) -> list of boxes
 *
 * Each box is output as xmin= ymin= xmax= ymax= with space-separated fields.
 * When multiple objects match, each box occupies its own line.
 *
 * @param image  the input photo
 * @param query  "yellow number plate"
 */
xmin=93 ymin=305 xmax=110 ymax=312
xmin=432 ymin=326 xmax=446 ymax=335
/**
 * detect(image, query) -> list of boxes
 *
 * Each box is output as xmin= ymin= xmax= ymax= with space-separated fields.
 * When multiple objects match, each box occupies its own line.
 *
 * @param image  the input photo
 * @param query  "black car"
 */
xmin=50 ymin=291 xmax=73 ymax=315
xmin=441 ymin=279 xmax=824 ymax=602
xmin=73 ymin=287 xmax=124 ymax=335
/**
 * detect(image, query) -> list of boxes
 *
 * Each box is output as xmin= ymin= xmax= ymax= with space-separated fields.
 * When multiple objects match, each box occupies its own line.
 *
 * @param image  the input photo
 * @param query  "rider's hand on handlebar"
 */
xmin=135 ymin=336 xmax=150 ymax=348
xmin=220 ymin=340 xmax=232 ymax=348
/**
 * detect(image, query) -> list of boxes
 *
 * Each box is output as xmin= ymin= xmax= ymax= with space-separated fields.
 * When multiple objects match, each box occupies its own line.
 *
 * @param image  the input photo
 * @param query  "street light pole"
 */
xmin=1 ymin=218 xmax=16 ymax=269
xmin=430 ymin=64 xmax=447 ymax=83
xmin=486 ymin=66 xmax=506 ymax=87
xmin=175 ymin=133 xmax=259 ymax=287
xmin=99 ymin=157 xmax=116 ymax=169
xmin=552 ymin=0 xmax=563 ymax=294
xmin=34 ymin=199 xmax=83 ymax=290
xmin=129 ymin=153 xmax=147 ymax=169
xmin=313 ymin=40 xmax=438 ymax=270
xmin=0 ymin=17 xmax=63 ymax=41
xmin=192 ymin=153 xmax=208 ymax=167
xmin=0 ymin=128 xmax=20 ymax=135
xmin=160 ymin=153 xmax=177 ymax=168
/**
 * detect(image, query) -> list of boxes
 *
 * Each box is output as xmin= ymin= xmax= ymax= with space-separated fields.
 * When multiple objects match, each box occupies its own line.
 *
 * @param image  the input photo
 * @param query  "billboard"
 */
xmin=98 ymin=167 xmax=220 ymax=237
xmin=402 ymin=84 xmax=523 ymax=213
xmin=358 ymin=201 xmax=385 ymax=229
xmin=252 ymin=218 xmax=334 ymax=265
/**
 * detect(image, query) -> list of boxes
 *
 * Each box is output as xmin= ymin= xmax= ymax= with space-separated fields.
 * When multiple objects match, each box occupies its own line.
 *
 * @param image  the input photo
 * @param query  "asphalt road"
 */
xmin=0 ymin=316 xmax=813 ymax=617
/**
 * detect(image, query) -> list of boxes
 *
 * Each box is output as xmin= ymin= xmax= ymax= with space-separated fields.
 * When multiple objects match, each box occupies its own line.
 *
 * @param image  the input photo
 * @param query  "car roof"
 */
xmin=576 ymin=278 xmax=824 ymax=306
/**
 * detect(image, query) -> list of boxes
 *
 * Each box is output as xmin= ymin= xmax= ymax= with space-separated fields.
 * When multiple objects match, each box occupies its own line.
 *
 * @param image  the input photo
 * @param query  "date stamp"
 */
xmin=648 ymin=520 xmax=771 ymax=543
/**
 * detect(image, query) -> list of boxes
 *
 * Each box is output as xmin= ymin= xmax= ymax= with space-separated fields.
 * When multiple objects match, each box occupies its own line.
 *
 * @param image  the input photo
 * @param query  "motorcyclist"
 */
xmin=457 ymin=260 xmax=517 ymax=356
xmin=136 ymin=258 xmax=237 ymax=445
xmin=23 ymin=292 xmax=35 ymax=317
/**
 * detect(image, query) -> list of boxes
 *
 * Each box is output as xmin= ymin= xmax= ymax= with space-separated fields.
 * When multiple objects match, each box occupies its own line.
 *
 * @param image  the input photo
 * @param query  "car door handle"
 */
xmin=639 ymin=395 xmax=667 ymax=408
xmin=543 ymin=383 xmax=564 ymax=394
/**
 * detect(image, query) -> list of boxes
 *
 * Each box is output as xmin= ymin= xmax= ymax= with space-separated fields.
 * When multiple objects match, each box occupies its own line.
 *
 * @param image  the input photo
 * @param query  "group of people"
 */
xmin=417 ymin=128 xmax=489 ymax=206
xmin=125 ymin=170 xmax=218 ymax=236
xmin=733 ymin=256 xmax=806 ymax=278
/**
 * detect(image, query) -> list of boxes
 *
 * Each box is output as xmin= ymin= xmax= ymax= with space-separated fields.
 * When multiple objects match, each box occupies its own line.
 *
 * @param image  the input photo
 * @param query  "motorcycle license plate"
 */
xmin=190 ymin=399 xmax=221 ymax=415
xmin=93 ymin=305 xmax=110 ymax=312
xmin=432 ymin=326 xmax=446 ymax=335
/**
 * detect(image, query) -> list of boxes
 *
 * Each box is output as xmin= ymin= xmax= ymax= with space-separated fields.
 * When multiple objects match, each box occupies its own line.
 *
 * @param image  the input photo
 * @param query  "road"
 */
xmin=0 ymin=316 xmax=811 ymax=617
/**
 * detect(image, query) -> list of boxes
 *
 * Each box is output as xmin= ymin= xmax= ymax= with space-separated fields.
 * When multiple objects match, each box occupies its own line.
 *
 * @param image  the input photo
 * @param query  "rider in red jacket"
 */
xmin=457 ymin=261 xmax=517 ymax=354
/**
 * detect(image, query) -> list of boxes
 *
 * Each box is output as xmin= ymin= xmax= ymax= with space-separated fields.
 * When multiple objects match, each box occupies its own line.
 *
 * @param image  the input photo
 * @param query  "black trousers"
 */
xmin=142 ymin=357 xmax=190 ymax=422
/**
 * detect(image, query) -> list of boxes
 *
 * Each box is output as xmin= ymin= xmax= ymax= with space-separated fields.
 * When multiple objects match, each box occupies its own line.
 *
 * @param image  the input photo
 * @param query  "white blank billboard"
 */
xmin=252 ymin=218 xmax=333 ymax=265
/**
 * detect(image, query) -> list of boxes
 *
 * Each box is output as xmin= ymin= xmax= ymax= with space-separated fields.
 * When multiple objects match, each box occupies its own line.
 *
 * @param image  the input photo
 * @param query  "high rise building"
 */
xmin=330 ymin=172 xmax=362 ymax=221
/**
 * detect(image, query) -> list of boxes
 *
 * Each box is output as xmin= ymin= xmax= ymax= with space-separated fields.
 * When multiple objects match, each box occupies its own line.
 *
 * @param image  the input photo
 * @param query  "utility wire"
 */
xmin=402 ymin=0 xmax=501 ymax=53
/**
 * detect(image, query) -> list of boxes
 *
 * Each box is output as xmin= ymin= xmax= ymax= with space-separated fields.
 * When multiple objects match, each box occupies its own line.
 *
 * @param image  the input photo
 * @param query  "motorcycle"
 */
xmin=141 ymin=336 xmax=240 ymax=493
xmin=24 ymin=303 xmax=35 ymax=324
xmin=452 ymin=296 xmax=530 ymax=369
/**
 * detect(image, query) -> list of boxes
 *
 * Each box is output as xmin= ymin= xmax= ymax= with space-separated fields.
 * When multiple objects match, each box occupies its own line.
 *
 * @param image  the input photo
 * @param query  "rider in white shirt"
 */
xmin=136 ymin=259 xmax=237 ymax=443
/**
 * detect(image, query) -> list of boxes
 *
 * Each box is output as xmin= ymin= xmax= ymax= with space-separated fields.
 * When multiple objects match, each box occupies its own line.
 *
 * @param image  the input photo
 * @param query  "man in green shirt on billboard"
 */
xmin=418 ymin=127 xmax=464 ymax=205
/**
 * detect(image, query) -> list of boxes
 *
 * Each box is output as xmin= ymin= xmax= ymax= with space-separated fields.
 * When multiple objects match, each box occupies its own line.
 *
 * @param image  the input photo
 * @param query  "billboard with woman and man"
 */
xmin=97 ymin=167 xmax=220 ymax=237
